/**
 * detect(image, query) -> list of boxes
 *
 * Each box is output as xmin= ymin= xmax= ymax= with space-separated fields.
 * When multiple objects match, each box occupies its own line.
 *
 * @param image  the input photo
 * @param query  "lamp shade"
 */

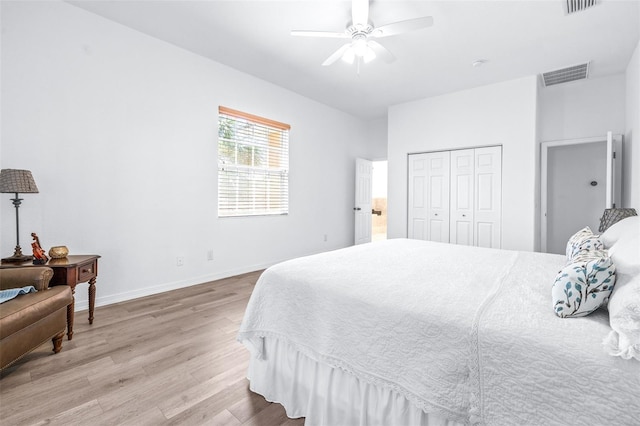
xmin=0 ymin=169 xmax=39 ymax=194
xmin=598 ymin=208 xmax=637 ymax=232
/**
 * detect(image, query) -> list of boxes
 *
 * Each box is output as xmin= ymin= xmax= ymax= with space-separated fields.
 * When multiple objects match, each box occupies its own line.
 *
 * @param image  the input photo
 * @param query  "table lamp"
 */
xmin=0 ymin=169 xmax=39 ymax=263
xmin=598 ymin=207 xmax=637 ymax=232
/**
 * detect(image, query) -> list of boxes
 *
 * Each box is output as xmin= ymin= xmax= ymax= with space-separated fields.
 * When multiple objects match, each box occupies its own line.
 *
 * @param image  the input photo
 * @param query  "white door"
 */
xmin=426 ymin=151 xmax=451 ymax=242
xmin=474 ymin=146 xmax=502 ymax=248
xmin=408 ymin=152 xmax=450 ymax=241
xmin=408 ymin=153 xmax=427 ymax=239
xmin=606 ymin=131 xmax=622 ymax=209
xmin=450 ymin=149 xmax=475 ymax=245
xmin=354 ymin=158 xmax=372 ymax=245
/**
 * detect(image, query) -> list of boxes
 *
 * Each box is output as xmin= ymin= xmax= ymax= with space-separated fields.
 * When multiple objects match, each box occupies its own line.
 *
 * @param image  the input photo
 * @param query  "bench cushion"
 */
xmin=0 ymin=286 xmax=72 ymax=340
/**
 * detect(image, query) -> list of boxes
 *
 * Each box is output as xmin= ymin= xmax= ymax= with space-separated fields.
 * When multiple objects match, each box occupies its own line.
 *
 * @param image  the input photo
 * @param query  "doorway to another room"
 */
xmin=541 ymin=132 xmax=622 ymax=254
xmin=372 ymin=160 xmax=387 ymax=241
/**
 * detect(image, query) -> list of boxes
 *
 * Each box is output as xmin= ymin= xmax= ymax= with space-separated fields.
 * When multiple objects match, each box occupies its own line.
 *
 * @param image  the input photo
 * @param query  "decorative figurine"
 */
xmin=31 ymin=232 xmax=48 ymax=264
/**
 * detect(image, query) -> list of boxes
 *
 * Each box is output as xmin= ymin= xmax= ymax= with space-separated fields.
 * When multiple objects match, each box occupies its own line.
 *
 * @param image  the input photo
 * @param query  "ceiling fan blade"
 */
xmin=372 ymin=16 xmax=434 ymax=38
xmin=368 ymin=40 xmax=396 ymax=64
xmin=291 ymin=30 xmax=349 ymax=38
xmin=322 ymin=44 xmax=352 ymax=66
xmin=352 ymin=0 xmax=369 ymax=26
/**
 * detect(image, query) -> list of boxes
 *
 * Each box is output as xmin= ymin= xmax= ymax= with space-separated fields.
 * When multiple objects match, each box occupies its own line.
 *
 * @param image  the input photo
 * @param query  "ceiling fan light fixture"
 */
xmin=342 ymin=49 xmax=356 ymax=64
xmin=363 ymin=47 xmax=376 ymax=63
xmin=294 ymin=0 xmax=434 ymax=67
xmin=353 ymin=38 xmax=368 ymax=57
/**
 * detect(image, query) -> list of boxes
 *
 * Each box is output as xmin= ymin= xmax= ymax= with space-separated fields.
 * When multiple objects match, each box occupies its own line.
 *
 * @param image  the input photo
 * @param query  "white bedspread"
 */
xmin=238 ymin=239 xmax=640 ymax=425
xmin=473 ymin=250 xmax=640 ymax=425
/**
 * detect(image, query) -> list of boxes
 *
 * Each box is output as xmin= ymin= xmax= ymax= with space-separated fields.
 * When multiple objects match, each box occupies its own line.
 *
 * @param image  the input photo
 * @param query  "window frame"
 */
xmin=217 ymin=106 xmax=290 ymax=218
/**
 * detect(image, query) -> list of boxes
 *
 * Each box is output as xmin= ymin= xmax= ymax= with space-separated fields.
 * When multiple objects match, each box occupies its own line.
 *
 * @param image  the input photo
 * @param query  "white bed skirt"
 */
xmin=244 ymin=337 xmax=464 ymax=426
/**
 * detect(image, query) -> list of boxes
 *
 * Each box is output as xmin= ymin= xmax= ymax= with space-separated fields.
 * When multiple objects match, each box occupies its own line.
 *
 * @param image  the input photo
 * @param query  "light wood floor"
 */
xmin=0 ymin=271 xmax=305 ymax=426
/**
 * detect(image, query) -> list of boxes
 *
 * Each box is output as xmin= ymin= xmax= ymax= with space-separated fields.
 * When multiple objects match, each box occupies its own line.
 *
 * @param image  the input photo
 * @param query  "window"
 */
xmin=218 ymin=106 xmax=290 ymax=217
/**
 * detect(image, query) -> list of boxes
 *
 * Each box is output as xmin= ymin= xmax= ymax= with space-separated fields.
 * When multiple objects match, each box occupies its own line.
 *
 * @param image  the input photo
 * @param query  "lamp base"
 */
xmin=1 ymin=254 xmax=33 ymax=264
xmin=1 ymin=246 xmax=33 ymax=264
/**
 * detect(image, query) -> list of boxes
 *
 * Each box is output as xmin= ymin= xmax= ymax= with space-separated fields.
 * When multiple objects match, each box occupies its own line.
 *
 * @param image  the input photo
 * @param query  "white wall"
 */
xmin=365 ymin=117 xmax=388 ymax=160
xmin=625 ymin=39 xmax=640 ymax=209
xmin=0 ymin=1 xmax=373 ymax=309
xmin=538 ymin=74 xmax=626 ymax=142
xmin=388 ymin=76 xmax=538 ymax=251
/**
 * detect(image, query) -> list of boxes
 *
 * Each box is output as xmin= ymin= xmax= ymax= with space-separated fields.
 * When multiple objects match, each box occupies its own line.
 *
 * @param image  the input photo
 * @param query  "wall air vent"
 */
xmin=564 ymin=0 xmax=597 ymax=15
xmin=541 ymin=62 xmax=590 ymax=87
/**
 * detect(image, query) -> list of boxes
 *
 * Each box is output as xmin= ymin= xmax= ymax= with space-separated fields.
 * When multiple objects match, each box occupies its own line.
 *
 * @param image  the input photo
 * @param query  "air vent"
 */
xmin=541 ymin=63 xmax=590 ymax=87
xmin=564 ymin=0 xmax=597 ymax=14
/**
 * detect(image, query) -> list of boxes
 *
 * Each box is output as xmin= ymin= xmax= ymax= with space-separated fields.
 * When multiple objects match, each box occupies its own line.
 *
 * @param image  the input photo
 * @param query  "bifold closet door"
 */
xmin=408 ymin=151 xmax=450 ymax=242
xmin=408 ymin=146 xmax=501 ymax=248
xmin=474 ymin=146 xmax=502 ymax=248
xmin=450 ymin=149 xmax=475 ymax=245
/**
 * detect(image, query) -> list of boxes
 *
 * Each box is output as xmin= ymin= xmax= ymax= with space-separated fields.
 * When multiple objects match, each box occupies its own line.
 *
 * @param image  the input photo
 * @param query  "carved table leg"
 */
xmin=52 ymin=331 xmax=64 ymax=353
xmin=67 ymin=287 xmax=75 ymax=340
xmin=88 ymin=277 xmax=96 ymax=325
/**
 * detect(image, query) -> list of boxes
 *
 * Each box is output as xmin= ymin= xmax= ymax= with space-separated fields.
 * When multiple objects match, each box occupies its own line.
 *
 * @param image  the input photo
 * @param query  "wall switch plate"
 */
xmin=176 ymin=256 xmax=184 ymax=267
xmin=207 ymin=250 xmax=214 ymax=261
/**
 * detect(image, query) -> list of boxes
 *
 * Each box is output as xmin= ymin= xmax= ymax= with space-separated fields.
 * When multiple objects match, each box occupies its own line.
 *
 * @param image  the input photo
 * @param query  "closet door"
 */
xmin=426 ymin=151 xmax=450 ymax=242
xmin=450 ymin=149 xmax=475 ymax=245
xmin=407 ymin=152 xmax=450 ymax=242
xmin=474 ymin=146 xmax=502 ymax=248
xmin=408 ymin=153 xmax=428 ymax=240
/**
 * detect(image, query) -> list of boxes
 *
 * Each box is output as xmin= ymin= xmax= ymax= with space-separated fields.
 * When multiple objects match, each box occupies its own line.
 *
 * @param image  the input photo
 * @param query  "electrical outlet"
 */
xmin=176 ymin=256 xmax=184 ymax=267
xmin=207 ymin=250 xmax=214 ymax=261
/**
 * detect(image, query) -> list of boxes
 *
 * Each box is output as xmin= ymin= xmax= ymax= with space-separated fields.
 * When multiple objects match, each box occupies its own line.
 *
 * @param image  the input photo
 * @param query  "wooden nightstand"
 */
xmin=47 ymin=255 xmax=101 ymax=340
xmin=1 ymin=254 xmax=101 ymax=340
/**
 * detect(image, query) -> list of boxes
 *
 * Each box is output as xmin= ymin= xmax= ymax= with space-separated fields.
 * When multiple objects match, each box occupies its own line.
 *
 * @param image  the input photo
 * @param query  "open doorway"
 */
xmin=541 ymin=132 xmax=622 ymax=254
xmin=372 ymin=160 xmax=387 ymax=241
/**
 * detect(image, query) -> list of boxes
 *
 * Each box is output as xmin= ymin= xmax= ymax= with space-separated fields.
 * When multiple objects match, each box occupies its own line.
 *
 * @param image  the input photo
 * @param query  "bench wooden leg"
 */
xmin=52 ymin=331 xmax=64 ymax=354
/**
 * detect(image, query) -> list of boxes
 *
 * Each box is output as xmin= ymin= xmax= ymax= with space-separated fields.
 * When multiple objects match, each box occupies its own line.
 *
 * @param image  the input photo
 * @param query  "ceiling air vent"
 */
xmin=541 ymin=62 xmax=590 ymax=87
xmin=564 ymin=0 xmax=597 ymax=15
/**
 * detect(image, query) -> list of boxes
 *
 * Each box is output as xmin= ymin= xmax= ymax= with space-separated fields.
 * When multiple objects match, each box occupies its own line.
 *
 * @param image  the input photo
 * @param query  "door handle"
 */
xmin=353 ymin=207 xmax=361 ymax=211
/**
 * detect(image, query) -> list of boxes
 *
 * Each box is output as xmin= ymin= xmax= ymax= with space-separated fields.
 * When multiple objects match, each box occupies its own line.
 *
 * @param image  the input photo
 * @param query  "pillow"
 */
xmin=552 ymin=251 xmax=616 ymax=318
xmin=603 ymin=273 xmax=640 ymax=361
xmin=565 ymin=226 xmax=604 ymax=260
xmin=608 ymin=232 xmax=640 ymax=275
xmin=603 ymin=225 xmax=640 ymax=360
xmin=601 ymin=215 xmax=640 ymax=248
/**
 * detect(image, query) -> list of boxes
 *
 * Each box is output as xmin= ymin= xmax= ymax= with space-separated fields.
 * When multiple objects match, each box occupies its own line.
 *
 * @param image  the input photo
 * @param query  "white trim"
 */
xmin=71 ymin=248 xmax=337 ymax=312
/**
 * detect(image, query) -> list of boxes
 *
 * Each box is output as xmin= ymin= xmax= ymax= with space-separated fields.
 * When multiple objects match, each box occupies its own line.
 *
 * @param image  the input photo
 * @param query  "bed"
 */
xmin=237 ymin=217 xmax=640 ymax=425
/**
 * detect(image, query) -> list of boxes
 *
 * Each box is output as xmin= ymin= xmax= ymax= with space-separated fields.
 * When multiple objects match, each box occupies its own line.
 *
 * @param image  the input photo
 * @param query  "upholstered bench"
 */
xmin=0 ymin=267 xmax=73 ymax=370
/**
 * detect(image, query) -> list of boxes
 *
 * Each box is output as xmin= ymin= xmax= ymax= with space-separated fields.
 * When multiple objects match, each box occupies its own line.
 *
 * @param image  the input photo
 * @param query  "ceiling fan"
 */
xmin=291 ymin=0 xmax=434 ymax=67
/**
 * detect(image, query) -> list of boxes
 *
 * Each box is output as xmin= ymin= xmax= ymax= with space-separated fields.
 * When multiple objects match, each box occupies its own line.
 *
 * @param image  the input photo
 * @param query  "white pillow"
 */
xmin=608 ymin=232 xmax=640 ymax=275
xmin=603 ymin=273 xmax=640 ymax=361
xmin=603 ymin=223 xmax=640 ymax=360
xmin=600 ymin=216 xmax=640 ymax=248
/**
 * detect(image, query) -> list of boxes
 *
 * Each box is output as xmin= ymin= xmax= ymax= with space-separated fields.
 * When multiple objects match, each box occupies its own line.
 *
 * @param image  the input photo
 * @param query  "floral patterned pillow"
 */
xmin=552 ymin=252 xmax=616 ymax=318
xmin=565 ymin=226 xmax=604 ymax=260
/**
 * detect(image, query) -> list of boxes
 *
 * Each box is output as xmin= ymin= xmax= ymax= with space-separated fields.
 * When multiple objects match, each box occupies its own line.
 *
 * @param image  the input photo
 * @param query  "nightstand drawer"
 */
xmin=77 ymin=260 xmax=98 ymax=282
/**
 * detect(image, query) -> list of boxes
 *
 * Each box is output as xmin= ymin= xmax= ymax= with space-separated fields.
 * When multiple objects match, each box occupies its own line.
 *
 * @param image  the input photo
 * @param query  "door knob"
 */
xmin=353 ymin=207 xmax=361 ymax=211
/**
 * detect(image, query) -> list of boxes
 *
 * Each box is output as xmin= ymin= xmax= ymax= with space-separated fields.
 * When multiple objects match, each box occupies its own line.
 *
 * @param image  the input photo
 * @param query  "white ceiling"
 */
xmin=67 ymin=0 xmax=640 ymax=120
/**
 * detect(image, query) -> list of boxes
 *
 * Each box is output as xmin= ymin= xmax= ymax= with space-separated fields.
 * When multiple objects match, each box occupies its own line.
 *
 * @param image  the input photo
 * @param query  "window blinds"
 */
xmin=218 ymin=106 xmax=290 ymax=217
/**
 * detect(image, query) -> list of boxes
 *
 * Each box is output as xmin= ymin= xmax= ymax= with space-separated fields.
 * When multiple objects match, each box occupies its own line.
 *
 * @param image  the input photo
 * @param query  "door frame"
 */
xmin=540 ymin=133 xmax=622 ymax=253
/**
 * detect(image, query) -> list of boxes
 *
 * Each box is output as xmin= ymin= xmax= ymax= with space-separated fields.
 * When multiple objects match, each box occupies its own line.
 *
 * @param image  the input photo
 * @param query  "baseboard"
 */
xmin=71 ymin=257 xmax=306 ymax=312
